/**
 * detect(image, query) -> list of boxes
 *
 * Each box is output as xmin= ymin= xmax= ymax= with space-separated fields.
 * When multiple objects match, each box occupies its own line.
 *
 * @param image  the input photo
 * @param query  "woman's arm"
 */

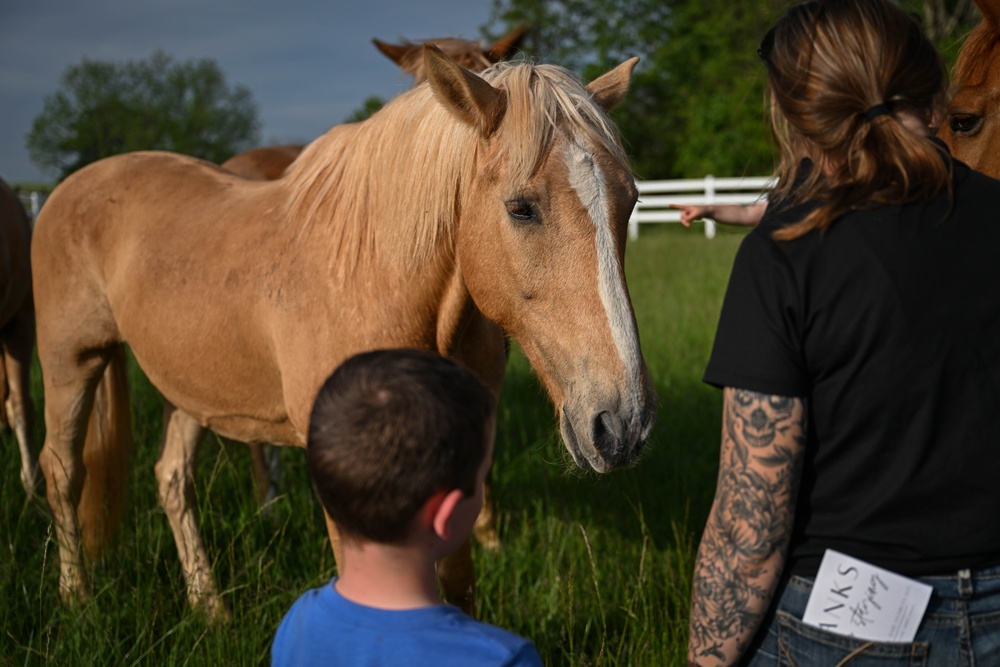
xmin=687 ymin=387 xmax=806 ymax=667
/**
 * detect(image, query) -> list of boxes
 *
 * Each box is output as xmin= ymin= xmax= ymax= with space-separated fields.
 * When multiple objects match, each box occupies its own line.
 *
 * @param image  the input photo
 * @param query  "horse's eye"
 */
xmin=949 ymin=113 xmax=983 ymax=136
xmin=505 ymin=199 xmax=538 ymax=224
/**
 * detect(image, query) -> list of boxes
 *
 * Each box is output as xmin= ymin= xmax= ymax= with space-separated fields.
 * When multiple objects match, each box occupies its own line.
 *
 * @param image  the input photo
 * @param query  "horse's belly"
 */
xmin=202 ymin=413 xmax=303 ymax=448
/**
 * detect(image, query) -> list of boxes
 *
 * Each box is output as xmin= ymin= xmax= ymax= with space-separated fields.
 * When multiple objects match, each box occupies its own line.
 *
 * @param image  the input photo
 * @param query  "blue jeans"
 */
xmin=743 ymin=565 xmax=1000 ymax=666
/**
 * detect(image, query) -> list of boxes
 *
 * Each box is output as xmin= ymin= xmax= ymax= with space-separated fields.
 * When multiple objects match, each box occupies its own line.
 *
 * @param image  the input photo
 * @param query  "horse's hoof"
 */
xmin=195 ymin=596 xmax=232 ymax=624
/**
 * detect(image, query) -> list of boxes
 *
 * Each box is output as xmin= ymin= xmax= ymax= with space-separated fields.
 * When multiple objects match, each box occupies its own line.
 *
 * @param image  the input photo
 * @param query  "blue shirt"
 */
xmin=271 ymin=578 xmax=543 ymax=666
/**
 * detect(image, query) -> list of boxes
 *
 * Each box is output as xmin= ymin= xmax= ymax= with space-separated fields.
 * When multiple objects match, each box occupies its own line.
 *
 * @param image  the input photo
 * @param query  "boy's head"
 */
xmin=307 ymin=348 xmax=496 ymax=544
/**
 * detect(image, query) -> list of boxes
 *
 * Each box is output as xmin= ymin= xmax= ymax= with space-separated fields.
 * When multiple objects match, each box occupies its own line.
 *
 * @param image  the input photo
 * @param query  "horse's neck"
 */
xmin=435 ymin=267 xmax=507 ymax=395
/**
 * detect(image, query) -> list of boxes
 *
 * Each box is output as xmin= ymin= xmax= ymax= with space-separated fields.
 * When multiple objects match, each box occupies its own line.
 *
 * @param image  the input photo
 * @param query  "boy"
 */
xmin=271 ymin=348 xmax=542 ymax=666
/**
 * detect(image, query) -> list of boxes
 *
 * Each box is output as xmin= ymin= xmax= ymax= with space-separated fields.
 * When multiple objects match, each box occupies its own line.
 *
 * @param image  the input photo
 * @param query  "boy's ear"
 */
xmin=425 ymin=489 xmax=465 ymax=541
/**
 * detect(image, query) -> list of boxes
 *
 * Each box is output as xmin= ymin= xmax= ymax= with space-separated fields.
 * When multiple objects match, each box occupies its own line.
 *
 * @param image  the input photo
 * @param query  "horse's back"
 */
xmin=32 ymin=151 xmax=292 ymax=438
xmin=222 ymin=145 xmax=303 ymax=180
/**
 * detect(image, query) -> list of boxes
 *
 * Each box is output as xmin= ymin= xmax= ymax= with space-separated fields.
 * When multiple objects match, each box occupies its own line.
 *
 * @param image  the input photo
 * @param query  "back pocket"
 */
xmin=776 ymin=611 xmax=928 ymax=666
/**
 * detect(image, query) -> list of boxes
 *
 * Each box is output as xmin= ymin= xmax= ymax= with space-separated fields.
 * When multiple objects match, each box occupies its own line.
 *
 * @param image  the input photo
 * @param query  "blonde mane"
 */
xmin=284 ymin=60 xmax=629 ymax=278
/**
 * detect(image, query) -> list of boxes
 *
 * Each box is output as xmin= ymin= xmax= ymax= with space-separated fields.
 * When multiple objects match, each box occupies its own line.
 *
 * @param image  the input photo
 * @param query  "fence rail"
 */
xmin=19 ymin=175 xmax=774 ymax=239
xmin=629 ymin=175 xmax=774 ymax=240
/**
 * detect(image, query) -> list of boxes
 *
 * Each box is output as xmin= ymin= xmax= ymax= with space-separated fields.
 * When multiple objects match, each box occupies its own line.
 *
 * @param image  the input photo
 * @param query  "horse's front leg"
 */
xmin=155 ymin=402 xmax=229 ymax=622
xmin=436 ymin=538 xmax=476 ymax=615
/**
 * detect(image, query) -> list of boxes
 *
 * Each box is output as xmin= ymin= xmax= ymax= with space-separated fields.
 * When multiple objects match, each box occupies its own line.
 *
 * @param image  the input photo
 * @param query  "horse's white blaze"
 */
xmin=565 ymin=140 xmax=644 ymax=416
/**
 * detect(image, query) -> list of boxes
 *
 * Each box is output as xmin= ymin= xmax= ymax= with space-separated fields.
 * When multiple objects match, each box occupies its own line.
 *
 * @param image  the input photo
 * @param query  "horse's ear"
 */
xmin=485 ymin=24 xmax=529 ymax=62
xmin=424 ymin=44 xmax=507 ymax=137
xmin=373 ymin=38 xmax=418 ymax=67
xmin=586 ymin=57 xmax=640 ymax=112
xmin=975 ymin=0 xmax=1000 ymax=27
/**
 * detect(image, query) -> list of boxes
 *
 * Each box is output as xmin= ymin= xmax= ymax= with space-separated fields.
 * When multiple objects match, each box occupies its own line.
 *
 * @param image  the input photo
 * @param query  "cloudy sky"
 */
xmin=0 ymin=0 xmax=502 ymax=184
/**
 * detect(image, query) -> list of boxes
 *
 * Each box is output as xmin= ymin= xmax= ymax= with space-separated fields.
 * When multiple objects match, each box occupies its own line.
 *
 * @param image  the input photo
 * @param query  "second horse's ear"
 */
xmin=586 ymin=57 xmax=640 ymax=112
xmin=424 ymin=44 xmax=507 ymax=137
xmin=372 ymin=38 xmax=415 ymax=67
xmin=485 ymin=23 xmax=529 ymax=62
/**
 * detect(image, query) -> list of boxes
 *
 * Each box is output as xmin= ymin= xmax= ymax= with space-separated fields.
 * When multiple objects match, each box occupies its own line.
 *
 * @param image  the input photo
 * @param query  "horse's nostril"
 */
xmin=592 ymin=411 xmax=624 ymax=456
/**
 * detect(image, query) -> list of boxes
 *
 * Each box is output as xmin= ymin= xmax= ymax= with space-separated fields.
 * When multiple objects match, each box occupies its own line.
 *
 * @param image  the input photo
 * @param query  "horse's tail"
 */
xmin=77 ymin=345 xmax=133 ymax=561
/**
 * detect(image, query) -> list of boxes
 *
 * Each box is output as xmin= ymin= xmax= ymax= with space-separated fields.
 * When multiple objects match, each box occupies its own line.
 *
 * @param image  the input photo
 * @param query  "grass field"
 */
xmin=0 ymin=222 xmax=747 ymax=666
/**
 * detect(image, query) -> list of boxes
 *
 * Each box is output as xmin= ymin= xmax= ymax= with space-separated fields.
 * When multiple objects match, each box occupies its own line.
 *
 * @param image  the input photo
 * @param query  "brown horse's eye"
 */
xmin=949 ymin=113 xmax=983 ymax=136
xmin=505 ymin=199 xmax=539 ymax=224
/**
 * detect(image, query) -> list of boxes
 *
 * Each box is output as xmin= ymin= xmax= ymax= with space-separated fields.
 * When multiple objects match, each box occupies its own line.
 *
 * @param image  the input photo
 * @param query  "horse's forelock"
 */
xmin=953 ymin=20 xmax=1000 ymax=87
xmin=482 ymin=62 xmax=630 ymax=182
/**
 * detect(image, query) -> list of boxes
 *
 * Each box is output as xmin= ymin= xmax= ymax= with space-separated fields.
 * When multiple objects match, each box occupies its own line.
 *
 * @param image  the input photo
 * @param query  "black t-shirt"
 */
xmin=704 ymin=158 xmax=1000 ymax=577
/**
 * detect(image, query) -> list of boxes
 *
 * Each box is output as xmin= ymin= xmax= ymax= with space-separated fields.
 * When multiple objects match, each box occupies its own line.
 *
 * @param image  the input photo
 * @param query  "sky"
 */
xmin=0 ymin=0 xmax=501 ymax=184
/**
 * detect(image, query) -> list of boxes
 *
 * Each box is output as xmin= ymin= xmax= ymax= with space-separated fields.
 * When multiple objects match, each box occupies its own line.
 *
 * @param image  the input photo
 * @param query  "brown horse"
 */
xmin=222 ymin=26 xmax=528 ymax=181
xmin=939 ymin=0 xmax=1000 ymax=178
xmin=33 ymin=46 xmax=655 ymax=621
xmin=372 ymin=24 xmax=528 ymax=83
xmin=0 ymin=178 xmax=37 ymax=496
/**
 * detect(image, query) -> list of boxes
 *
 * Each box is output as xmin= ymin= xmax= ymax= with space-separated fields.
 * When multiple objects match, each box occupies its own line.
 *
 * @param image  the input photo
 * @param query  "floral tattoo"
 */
xmin=688 ymin=388 xmax=806 ymax=666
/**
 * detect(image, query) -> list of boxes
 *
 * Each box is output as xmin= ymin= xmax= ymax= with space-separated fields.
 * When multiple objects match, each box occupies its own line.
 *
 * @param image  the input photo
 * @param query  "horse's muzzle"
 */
xmin=561 ymin=399 xmax=655 ymax=473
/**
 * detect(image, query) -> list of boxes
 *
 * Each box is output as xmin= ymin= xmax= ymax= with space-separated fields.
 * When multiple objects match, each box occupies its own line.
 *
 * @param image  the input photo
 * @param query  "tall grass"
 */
xmin=0 ymin=223 xmax=746 ymax=666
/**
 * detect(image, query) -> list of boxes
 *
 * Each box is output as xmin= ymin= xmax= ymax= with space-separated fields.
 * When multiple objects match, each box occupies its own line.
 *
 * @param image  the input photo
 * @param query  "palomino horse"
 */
xmin=0 ymin=178 xmax=37 ymax=495
xmin=224 ymin=27 xmax=530 ymax=546
xmin=33 ymin=46 xmax=655 ymax=621
xmin=222 ymin=25 xmax=528 ymax=181
xmin=939 ymin=0 xmax=1000 ymax=178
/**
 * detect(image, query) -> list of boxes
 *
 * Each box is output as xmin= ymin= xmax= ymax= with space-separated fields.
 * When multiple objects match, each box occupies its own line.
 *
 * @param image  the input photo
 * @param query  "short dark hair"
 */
xmin=306 ymin=348 xmax=495 ymax=544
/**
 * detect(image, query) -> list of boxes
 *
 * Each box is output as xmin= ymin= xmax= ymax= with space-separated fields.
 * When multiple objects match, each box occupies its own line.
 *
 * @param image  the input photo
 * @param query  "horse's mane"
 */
xmin=284 ymin=59 xmax=629 ymax=279
xmin=953 ymin=18 xmax=1000 ymax=87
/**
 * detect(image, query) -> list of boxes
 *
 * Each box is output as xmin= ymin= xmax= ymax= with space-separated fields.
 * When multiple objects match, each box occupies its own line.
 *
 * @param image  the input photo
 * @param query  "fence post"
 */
xmin=628 ymin=197 xmax=639 ymax=241
xmin=704 ymin=174 xmax=717 ymax=239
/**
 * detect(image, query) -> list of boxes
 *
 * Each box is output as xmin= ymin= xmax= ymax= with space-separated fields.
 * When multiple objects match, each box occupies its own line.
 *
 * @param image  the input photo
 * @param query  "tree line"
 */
xmin=27 ymin=1 xmax=978 ymax=183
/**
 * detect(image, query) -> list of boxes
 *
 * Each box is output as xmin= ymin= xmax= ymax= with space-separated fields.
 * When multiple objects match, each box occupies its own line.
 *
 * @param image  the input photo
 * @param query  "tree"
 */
xmin=485 ymin=0 xmax=777 ymax=179
xmin=27 ymin=51 xmax=260 ymax=180
xmin=901 ymin=0 xmax=980 ymax=63
xmin=344 ymin=96 xmax=386 ymax=123
xmin=485 ymin=0 xmax=981 ymax=180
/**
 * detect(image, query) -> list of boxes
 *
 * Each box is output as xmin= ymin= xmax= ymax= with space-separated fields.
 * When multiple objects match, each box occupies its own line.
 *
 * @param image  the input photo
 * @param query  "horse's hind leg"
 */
xmin=155 ymin=401 xmax=229 ymax=622
xmin=37 ymin=349 xmax=111 ymax=605
xmin=3 ymin=300 xmax=39 ymax=494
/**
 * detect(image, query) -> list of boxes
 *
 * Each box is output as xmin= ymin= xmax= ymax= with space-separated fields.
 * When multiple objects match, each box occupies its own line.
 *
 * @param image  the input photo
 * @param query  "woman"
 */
xmin=687 ymin=1 xmax=1000 ymax=665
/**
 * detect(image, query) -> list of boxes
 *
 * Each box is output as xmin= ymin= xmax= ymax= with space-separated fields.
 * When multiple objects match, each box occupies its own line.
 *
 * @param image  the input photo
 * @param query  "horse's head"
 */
xmin=938 ymin=0 xmax=1000 ymax=179
xmin=424 ymin=46 xmax=656 ymax=472
xmin=373 ymin=24 xmax=528 ymax=83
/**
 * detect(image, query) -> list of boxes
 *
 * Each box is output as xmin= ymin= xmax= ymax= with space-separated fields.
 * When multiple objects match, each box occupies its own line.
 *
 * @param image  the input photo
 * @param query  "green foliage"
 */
xmin=27 ymin=50 xmax=260 ymax=181
xmin=486 ymin=0 xmax=980 ymax=179
xmin=343 ymin=95 xmax=386 ymax=123
xmin=0 ymin=224 xmax=743 ymax=665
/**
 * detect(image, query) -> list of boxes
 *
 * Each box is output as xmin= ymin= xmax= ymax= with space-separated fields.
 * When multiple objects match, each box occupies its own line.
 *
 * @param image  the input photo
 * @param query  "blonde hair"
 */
xmin=761 ymin=0 xmax=950 ymax=240
xmin=283 ymin=60 xmax=627 ymax=279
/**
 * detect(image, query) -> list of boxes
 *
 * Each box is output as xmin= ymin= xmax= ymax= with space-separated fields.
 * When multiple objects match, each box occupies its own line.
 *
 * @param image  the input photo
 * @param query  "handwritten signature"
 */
xmin=849 ymin=574 xmax=889 ymax=627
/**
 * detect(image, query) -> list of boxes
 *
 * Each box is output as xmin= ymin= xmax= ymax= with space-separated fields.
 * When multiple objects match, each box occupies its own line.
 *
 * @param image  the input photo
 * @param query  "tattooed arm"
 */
xmin=687 ymin=387 xmax=806 ymax=667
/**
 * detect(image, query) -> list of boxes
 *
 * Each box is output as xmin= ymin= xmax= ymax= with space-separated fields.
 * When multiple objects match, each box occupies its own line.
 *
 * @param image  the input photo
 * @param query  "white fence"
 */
xmin=19 ymin=176 xmax=774 ymax=238
xmin=17 ymin=192 xmax=47 ymax=221
xmin=629 ymin=175 xmax=774 ymax=240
